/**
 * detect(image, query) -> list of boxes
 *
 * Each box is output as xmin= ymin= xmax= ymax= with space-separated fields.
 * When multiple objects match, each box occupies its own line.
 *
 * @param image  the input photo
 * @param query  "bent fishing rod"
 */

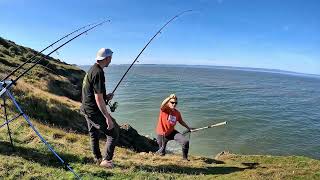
xmin=0 ymin=19 xmax=110 ymax=97
xmin=183 ymin=121 xmax=227 ymax=135
xmin=1 ymin=21 xmax=99 ymax=82
xmin=107 ymin=10 xmax=192 ymax=111
xmin=0 ymin=19 xmax=109 ymax=179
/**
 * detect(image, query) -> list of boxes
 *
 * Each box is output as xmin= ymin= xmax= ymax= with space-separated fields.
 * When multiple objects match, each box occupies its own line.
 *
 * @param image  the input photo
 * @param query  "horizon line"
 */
xmin=76 ymin=63 xmax=320 ymax=77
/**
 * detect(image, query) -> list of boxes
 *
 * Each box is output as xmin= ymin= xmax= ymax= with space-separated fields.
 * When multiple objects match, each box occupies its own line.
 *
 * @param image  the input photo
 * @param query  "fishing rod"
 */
xmin=183 ymin=121 xmax=227 ymax=135
xmin=0 ymin=19 xmax=110 ymax=97
xmin=107 ymin=10 xmax=192 ymax=112
xmin=1 ymin=21 xmax=99 ymax=82
xmin=0 ymin=19 xmax=110 ymax=179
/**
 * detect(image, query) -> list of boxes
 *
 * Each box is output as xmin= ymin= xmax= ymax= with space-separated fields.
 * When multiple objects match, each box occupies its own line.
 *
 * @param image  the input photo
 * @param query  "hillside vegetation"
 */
xmin=0 ymin=37 xmax=319 ymax=179
xmin=0 ymin=37 xmax=87 ymax=132
xmin=1 ymin=121 xmax=319 ymax=179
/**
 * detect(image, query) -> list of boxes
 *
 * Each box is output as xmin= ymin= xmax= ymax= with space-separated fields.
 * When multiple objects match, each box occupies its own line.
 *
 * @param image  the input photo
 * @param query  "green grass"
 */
xmin=0 ymin=36 xmax=85 ymax=102
xmin=1 ymin=119 xmax=320 ymax=179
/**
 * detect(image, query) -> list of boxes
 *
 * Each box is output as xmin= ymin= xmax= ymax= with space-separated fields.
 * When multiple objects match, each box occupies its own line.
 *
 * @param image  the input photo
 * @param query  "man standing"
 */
xmin=81 ymin=48 xmax=119 ymax=168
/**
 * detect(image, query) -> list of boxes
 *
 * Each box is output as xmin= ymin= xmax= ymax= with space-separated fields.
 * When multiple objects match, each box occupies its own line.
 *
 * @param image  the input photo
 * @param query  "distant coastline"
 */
xmin=79 ymin=64 xmax=320 ymax=80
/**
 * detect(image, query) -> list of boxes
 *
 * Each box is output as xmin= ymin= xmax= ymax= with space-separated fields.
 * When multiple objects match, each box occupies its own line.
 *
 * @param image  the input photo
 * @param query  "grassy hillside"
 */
xmin=0 ymin=37 xmax=87 ymax=132
xmin=1 ymin=120 xmax=320 ymax=180
xmin=0 ymin=37 xmax=85 ymax=102
xmin=1 ymin=37 xmax=320 ymax=179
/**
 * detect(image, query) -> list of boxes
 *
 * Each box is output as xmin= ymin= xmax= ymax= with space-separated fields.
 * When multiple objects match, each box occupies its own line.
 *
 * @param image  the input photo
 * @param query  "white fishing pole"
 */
xmin=183 ymin=121 xmax=227 ymax=135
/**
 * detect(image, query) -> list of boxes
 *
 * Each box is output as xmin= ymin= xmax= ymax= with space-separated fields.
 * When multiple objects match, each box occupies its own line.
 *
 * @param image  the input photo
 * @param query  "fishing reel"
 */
xmin=108 ymin=101 xmax=118 ymax=112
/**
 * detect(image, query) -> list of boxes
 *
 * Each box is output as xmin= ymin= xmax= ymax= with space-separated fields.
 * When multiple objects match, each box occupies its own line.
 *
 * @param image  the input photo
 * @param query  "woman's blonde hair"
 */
xmin=160 ymin=94 xmax=178 ymax=111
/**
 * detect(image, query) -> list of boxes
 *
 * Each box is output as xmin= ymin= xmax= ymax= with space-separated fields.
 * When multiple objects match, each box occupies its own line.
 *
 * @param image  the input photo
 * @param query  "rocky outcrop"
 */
xmin=118 ymin=124 xmax=159 ymax=153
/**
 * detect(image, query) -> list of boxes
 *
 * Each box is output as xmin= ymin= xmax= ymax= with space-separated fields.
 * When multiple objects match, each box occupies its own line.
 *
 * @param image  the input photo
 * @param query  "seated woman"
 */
xmin=155 ymin=94 xmax=192 ymax=160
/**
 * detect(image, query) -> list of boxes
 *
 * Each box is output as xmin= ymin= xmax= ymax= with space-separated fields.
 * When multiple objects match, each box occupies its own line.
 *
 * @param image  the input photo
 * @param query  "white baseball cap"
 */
xmin=95 ymin=48 xmax=113 ymax=61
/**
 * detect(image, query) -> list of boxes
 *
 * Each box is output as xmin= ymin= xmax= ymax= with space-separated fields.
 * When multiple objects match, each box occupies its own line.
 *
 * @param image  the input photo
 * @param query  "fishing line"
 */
xmin=1 ymin=19 xmax=110 ymax=96
xmin=107 ymin=10 xmax=193 ymax=111
xmin=2 ymin=21 xmax=100 ymax=82
xmin=0 ymin=19 xmax=111 ymax=179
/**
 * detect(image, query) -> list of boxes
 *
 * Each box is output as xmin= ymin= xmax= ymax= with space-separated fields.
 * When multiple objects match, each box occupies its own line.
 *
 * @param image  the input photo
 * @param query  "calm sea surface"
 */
xmin=82 ymin=65 xmax=320 ymax=159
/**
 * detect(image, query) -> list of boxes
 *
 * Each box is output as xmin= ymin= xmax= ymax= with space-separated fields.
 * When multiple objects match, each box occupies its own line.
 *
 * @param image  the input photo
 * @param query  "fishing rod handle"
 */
xmin=190 ymin=121 xmax=227 ymax=132
xmin=208 ymin=121 xmax=227 ymax=128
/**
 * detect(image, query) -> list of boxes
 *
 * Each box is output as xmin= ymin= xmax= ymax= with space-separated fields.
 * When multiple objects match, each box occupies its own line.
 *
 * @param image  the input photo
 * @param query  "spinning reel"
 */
xmin=108 ymin=101 xmax=118 ymax=112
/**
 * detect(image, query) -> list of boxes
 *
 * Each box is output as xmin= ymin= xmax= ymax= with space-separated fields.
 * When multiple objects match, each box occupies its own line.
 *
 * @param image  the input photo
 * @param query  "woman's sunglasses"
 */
xmin=170 ymin=101 xmax=178 ymax=105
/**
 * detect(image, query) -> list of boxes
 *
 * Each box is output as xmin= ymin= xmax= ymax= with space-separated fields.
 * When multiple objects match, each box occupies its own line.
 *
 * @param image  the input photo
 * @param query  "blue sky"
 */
xmin=0 ymin=0 xmax=319 ymax=75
